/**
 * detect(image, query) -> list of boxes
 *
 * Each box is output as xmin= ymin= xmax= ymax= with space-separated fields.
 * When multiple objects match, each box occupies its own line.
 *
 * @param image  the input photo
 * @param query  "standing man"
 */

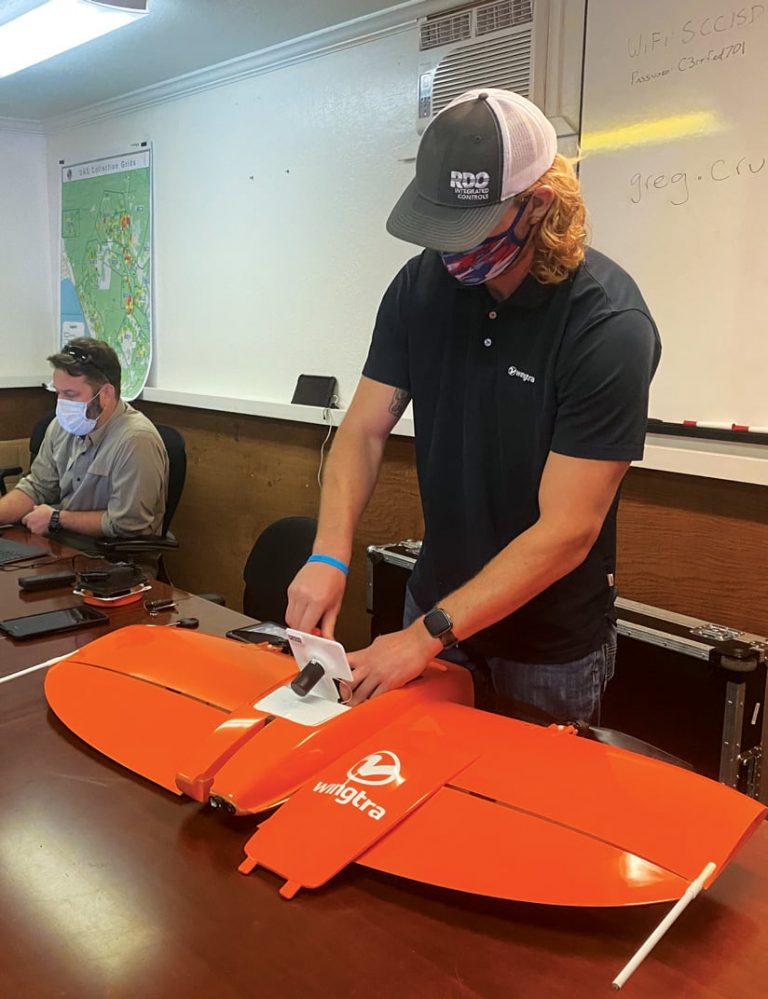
xmin=287 ymin=89 xmax=660 ymax=722
xmin=0 ymin=338 xmax=168 ymax=540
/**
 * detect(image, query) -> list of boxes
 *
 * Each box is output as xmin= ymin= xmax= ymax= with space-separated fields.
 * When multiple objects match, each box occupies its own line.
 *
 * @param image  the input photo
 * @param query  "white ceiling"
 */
xmin=0 ymin=0 xmax=406 ymax=121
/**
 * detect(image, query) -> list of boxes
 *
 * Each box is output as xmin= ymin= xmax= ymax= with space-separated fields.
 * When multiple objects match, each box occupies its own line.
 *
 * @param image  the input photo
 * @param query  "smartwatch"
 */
xmin=423 ymin=606 xmax=458 ymax=648
xmin=48 ymin=509 xmax=62 ymax=533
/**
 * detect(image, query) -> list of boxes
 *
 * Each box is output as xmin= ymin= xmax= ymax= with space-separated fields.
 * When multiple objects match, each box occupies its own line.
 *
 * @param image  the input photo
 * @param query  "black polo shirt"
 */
xmin=363 ymin=247 xmax=661 ymax=663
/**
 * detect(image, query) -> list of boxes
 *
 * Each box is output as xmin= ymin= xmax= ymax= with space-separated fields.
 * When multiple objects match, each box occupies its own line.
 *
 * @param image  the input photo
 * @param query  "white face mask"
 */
xmin=56 ymin=393 xmax=100 ymax=436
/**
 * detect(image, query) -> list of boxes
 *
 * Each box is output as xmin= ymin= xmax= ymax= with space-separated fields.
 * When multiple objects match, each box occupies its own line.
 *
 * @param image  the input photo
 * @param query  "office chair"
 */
xmin=0 ymin=470 xmax=20 ymax=496
xmin=29 ymin=410 xmax=55 ymax=461
xmin=95 ymin=424 xmax=186 ymax=581
xmin=0 ymin=411 xmax=53 ymax=495
xmin=0 ymin=410 xmax=55 ymax=495
xmin=242 ymin=516 xmax=317 ymax=622
xmin=27 ymin=412 xmax=185 ymax=527
xmin=22 ymin=410 xmax=186 ymax=583
xmin=0 ymin=452 xmax=23 ymax=496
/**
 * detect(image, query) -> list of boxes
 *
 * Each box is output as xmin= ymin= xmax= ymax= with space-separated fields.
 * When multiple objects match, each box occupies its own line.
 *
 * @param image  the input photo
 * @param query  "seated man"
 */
xmin=0 ymin=338 xmax=168 ymax=543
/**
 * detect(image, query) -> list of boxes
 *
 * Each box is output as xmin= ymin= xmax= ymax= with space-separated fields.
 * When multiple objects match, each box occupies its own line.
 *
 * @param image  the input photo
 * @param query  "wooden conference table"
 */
xmin=1 ymin=528 xmax=767 ymax=998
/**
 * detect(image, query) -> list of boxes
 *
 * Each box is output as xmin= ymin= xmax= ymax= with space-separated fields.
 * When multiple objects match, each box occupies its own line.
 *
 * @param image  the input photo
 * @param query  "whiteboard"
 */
xmin=580 ymin=0 xmax=768 ymax=431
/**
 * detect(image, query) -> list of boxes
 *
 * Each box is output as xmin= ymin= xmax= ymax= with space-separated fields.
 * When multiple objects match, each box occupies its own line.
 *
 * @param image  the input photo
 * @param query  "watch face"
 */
xmin=424 ymin=607 xmax=452 ymax=637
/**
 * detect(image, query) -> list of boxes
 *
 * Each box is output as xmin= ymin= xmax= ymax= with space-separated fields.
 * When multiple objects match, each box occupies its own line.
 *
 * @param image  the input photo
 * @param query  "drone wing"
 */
xmin=44 ymin=625 xmax=299 ymax=794
xmin=241 ymin=701 xmax=766 ymax=906
xmin=44 ymin=626 xmax=473 ymax=810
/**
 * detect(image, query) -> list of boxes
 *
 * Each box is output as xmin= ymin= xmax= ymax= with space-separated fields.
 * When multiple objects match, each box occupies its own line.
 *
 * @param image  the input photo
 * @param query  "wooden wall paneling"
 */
xmin=6 ymin=389 xmax=765 ymax=648
xmin=136 ymin=402 xmax=423 ymax=650
xmin=137 ymin=401 xmax=325 ymax=613
xmin=617 ymin=468 xmax=768 ymax=636
xmin=137 ymin=401 xmax=768 ymax=646
xmin=355 ymin=434 xmax=424 ymax=645
xmin=0 ymin=387 xmax=53 ymax=440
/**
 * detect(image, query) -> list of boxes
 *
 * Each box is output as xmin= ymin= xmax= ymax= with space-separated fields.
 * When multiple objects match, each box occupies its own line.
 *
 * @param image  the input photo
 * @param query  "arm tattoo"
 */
xmin=388 ymin=388 xmax=411 ymax=419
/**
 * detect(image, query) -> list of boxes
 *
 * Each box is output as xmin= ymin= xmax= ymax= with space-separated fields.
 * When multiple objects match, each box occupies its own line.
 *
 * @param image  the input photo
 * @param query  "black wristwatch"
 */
xmin=423 ymin=606 xmax=458 ymax=648
xmin=48 ymin=509 xmax=61 ymax=533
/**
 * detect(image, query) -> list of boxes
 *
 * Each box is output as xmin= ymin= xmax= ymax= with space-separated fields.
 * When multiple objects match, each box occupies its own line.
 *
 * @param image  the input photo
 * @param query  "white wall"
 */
xmin=11 ymin=0 xmax=763 ymax=481
xmin=0 ymin=128 xmax=55 ymax=387
xmin=43 ymin=3 xmax=580 ymax=416
xmin=46 ymin=28 xmax=426 ymax=410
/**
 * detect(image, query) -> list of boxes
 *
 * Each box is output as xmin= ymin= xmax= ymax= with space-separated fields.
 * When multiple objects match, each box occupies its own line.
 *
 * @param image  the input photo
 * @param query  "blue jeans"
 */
xmin=404 ymin=587 xmax=617 ymax=725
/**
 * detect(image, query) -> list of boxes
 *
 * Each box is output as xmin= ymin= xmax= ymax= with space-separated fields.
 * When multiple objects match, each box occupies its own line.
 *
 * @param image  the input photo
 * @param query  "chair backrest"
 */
xmin=154 ymin=424 xmax=186 ymax=536
xmin=29 ymin=411 xmax=186 ymax=539
xmin=29 ymin=411 xmax=55 ymax=462
xmin=0 ymin=438 xmax=27 ymax=496
xmin=243 ymin=516 xmax=317 ymax=623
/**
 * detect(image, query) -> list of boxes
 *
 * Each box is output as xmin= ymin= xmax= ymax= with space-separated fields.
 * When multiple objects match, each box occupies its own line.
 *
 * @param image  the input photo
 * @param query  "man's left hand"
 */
xmin=21 ymin=504 xmax=55 ymax=535
xmin=347 ymin=623 xmax=442 ymax=705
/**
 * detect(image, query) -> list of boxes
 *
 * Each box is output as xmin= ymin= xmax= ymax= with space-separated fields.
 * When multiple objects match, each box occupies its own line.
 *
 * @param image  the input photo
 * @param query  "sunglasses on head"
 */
xmin=62 ymin=344 xmax=110 ymax=383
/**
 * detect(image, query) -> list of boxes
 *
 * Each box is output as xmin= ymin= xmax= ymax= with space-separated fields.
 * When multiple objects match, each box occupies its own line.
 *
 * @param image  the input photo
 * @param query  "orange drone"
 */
xmin=44 ymin=624 xmax=766 ymax=990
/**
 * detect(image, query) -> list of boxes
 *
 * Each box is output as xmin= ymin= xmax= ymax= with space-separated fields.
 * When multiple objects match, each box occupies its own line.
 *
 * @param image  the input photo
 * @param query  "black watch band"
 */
xmin=48 ymin=509 xmax=61 ymax=533
xmin=423 ymin=606 xmax=458 ymax=648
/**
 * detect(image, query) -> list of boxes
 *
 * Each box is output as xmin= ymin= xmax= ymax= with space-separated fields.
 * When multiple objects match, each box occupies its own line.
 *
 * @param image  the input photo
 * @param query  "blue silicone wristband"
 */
xmin=307 ymin=554 xmax=349 ymax=575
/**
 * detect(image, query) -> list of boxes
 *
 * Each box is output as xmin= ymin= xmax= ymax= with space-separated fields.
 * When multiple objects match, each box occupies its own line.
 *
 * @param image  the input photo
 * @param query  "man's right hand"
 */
xmin=0 ymin=488 xmax=35 ymax=528
xmin=286 ymin=561 xmax=347 ymax=638
xmin=283 ymin=377 xmax=407 ymax=639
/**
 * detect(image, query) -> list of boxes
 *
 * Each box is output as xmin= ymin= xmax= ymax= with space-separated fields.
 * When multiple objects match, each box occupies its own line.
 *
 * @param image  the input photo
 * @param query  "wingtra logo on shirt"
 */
xmin=311 ymin=751 xmax=401 ymax=821
xmin=449 ymin=170 xmax=491 ymax=201
xmin=508 ymin=365 xmax=536 ymax=384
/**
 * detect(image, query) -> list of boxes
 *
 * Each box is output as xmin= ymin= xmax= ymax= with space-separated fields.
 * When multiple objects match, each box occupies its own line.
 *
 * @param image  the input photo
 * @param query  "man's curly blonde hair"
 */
xmin=523 ymin=154 xmax=587 ymax=284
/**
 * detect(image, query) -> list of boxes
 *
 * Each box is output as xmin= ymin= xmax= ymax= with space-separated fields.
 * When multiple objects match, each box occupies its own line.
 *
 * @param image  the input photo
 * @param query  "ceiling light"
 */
xmin=0 ymin=0 xmax=149 ymax=79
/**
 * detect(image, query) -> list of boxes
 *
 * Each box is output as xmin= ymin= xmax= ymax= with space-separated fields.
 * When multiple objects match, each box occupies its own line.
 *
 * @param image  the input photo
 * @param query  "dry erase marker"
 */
xmin=682 ymin=421 xmax=733 ymax=430
xmin=684 ymin=421 xmax=768 ymax=433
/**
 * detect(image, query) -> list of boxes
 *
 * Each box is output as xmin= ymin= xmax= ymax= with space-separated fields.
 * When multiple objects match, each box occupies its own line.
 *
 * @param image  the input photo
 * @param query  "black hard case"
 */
xmin=366 ymin=541 xmax=767 ymax=802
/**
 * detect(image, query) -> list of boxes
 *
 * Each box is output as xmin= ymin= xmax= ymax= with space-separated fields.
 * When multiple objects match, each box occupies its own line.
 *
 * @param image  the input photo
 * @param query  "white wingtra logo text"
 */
xmin=311 ymin=751 xmax=401 ymax=821
xmin=508 ymin=365 xmax=535 ymax=384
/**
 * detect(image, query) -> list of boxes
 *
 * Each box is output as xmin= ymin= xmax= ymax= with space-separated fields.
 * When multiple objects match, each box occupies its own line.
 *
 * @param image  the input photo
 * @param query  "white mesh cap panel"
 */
xmin=444 ymin=87 xmax=557 ymax=199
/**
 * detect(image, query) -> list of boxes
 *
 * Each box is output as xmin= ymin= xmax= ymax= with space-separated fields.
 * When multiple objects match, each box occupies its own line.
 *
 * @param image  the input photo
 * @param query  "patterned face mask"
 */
xmin=440 ymin=197 xmax=532 ymax=285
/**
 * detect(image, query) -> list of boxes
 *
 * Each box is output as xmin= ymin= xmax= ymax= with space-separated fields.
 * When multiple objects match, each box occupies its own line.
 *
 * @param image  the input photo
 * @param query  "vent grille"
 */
xmin=431 ymin=30 xmax=533 ymax=114
xmin=419 ymin=11 xmax=472 ymax=51
xmin=476 ymin=0 xmax=533 ymax=36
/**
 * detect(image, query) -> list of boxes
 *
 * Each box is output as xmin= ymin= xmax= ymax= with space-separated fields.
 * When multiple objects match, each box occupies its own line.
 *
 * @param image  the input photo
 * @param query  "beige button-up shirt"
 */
xmin=16 ymin=402 xmax=168 ymax=537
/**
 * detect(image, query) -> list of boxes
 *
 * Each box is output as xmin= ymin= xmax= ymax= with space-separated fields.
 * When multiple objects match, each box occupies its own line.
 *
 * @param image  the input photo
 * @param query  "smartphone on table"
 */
xmin=0 ymin=605 xmax=109 ymax=641
xmin=225 ymin=621 xmax=289 ymax=651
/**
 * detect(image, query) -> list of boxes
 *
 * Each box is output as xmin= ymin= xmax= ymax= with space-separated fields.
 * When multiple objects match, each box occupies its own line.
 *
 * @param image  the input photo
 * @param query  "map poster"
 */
xmin=60 ymin=149 xmax=152 ymax=401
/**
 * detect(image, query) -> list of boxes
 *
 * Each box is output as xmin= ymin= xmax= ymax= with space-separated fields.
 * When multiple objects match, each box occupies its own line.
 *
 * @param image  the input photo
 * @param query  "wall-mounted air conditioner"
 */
xmin=416 ymin=0 xmax=549 ymax=133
